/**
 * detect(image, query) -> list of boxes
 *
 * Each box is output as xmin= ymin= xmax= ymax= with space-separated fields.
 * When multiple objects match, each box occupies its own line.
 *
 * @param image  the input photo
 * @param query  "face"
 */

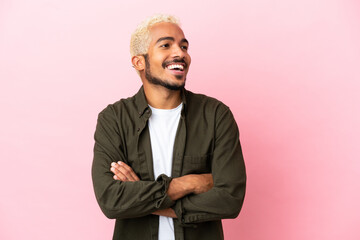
xmin=144 ymin=22 xmax=191 ymax=90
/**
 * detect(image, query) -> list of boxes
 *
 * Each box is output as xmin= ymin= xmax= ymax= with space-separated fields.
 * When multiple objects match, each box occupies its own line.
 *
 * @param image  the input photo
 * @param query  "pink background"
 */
xmin=1 ymin=0 xmax=359 ymax=239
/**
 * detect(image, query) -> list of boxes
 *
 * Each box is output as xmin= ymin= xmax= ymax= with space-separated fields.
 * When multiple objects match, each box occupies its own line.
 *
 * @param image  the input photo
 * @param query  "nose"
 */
xmin=171 ymin=44 xmax=186 ymax=58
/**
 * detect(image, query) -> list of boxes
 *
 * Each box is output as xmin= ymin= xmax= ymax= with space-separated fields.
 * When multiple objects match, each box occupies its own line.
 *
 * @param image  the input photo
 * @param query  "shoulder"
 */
xmin=184 ymin=89 xmax=230 ymax=118
xmin=97 ymin=93 xmax=139 ymax=119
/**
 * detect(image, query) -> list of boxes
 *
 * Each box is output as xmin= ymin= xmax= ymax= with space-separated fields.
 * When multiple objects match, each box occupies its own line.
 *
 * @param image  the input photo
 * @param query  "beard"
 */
xmin=144 ymin=54 xmax=185 ymax=91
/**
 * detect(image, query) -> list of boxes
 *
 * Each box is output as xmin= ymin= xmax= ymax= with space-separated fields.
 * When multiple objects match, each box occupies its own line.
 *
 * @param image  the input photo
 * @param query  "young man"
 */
xmin=92 ymin=14 xmax=246 ymax=240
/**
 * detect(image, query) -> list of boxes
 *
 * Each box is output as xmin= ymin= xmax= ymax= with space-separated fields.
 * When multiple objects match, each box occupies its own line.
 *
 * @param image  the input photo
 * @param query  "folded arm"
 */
xmin=92 ymin=108 xmax=175 ymax=219
xmin=110 ymin=161 xmax=214 ymax=218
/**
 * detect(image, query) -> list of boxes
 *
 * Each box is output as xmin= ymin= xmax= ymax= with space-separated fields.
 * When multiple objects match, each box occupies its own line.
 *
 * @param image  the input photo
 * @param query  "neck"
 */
xmin=143 ymin=83 xmax=182 ymax=109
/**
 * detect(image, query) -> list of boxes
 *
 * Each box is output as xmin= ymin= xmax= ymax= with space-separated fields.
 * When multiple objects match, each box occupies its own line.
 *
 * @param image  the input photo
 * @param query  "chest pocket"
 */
xmin=182 ymin=154 xmax=212 ymax=175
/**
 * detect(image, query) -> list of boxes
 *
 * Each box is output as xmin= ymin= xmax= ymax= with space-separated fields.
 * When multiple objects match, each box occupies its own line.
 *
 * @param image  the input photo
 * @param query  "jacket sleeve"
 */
xmin=172 ymin=106 xmax=246 ymax=224
xmin=91 ymin=105 xmax=174 ymax=219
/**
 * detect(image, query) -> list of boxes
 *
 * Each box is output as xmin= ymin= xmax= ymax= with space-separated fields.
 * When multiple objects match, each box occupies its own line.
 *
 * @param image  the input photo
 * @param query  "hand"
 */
xmin=110 ymin=161 xmax=140 ymax=182
xmin=188 ymin=174 xmax=214 ymax=194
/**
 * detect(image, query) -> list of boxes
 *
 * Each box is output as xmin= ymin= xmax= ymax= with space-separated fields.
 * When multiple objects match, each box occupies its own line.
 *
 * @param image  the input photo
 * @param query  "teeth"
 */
xmin=166 ymin=64 xmax=184 ymax=70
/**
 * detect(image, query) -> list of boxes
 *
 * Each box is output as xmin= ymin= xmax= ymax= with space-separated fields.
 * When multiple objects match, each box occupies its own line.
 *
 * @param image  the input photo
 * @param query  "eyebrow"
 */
xmin=155 ymin=37 xmax=189 ymax=45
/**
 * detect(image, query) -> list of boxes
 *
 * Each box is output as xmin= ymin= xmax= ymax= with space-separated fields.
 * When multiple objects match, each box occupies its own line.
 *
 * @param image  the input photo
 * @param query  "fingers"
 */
xmin=191 ymin=174 xmax=214 ymax=194
xmin=203 ymin=173 xmax=214 ymax=188
xmin=110 ymin=161 xmax=140 ymax=182
xmin=110 ymin=163 xmax=128 ymax=181
xmin=204 ymin=174 xmax=213 ymax=184
xmin=117 ymin=161 xmax=140 ymax=181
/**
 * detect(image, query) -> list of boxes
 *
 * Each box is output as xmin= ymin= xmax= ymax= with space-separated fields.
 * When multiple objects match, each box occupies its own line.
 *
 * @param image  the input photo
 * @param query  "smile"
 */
xmin=166 ymin=64 xmax=184 ymax=71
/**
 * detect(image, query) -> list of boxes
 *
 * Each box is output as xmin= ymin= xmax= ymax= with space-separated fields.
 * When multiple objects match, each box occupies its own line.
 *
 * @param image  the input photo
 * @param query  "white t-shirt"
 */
xmin=148 ymin=103 xmax=182 ymax=240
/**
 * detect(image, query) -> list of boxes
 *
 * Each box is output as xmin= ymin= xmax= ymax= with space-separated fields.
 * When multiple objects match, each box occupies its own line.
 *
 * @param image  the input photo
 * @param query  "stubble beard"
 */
xmin=144 ymin=54 xmax=185 ymax=91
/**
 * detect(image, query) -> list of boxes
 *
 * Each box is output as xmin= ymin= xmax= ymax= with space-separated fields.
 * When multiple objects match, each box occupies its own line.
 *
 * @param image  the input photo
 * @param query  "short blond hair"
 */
xmin=130 ymin=14 xmax=180 ymax=57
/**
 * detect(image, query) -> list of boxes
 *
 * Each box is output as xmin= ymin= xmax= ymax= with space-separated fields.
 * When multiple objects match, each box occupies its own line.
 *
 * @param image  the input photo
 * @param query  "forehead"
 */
xmin=149 ymin=22 xmax=185 ymax=44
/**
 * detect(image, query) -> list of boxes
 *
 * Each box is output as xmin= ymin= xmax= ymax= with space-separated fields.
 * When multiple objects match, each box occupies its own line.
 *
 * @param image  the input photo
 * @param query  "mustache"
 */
xmin=162 ymin=58 xmax=187 ymax=69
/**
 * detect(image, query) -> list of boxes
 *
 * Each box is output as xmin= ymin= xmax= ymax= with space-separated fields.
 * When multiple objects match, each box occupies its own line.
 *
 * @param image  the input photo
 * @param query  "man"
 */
xmin=92 ymin=14 xmax=246 ymax=240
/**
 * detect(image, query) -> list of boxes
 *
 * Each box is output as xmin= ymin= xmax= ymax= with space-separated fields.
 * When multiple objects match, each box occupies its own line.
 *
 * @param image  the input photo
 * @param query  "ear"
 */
xmin=131 ymin=55 xmax=145 ymax=71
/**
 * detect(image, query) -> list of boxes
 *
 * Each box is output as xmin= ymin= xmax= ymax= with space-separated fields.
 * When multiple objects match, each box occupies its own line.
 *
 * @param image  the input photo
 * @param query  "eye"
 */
xmin=160 ymin=43 xmax=170 ymax=48
xmin=181 ymin=45 xmax=188 ymax=50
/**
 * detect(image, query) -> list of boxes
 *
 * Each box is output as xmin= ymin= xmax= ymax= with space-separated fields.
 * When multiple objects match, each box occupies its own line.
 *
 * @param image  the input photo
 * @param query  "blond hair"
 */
xmin=130 ymin=14 xmax=180 ymax=57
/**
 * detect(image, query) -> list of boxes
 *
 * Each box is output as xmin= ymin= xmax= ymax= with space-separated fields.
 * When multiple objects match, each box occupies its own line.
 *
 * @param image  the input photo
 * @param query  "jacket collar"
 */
xmin=134 ymin=86 xmax=187 ymax=118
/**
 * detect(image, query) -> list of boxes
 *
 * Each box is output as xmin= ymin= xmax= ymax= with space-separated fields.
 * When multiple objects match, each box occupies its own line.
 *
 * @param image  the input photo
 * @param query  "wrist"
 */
xmin=167 ymin=175 xmax=194 ymax=200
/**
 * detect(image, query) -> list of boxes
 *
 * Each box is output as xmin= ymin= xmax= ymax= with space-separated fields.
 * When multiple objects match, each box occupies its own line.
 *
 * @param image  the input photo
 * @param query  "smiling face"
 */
xmin=144 ymin=22 xmax=191 ymax=90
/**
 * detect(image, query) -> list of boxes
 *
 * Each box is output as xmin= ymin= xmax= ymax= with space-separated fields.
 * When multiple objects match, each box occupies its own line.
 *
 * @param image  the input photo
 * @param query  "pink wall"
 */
xmin=1 ymin=0 xmax=359 ymax=239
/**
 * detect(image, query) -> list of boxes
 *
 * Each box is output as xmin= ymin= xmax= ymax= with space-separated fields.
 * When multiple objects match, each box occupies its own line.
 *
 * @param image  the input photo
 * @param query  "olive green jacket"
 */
xmin=92 ymin=86 xmax=246 ymax=240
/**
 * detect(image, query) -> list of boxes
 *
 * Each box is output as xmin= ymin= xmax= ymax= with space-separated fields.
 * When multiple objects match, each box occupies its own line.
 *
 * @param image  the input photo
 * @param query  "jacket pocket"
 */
xmin=182 ymin=154 xmax=212 ymax=174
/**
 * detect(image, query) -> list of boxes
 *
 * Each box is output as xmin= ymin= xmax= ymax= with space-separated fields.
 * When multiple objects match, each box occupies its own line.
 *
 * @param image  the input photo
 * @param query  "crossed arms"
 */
xmin=110 ymin=161 xmax=214 ymax=218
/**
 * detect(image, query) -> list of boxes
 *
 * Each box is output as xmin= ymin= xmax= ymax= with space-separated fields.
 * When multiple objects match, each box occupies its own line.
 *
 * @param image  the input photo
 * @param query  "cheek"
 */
xmin=151 ymin=57 xmax=165 ymax=69
xmin=187 ymin=55 xmax=191 ymax=67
